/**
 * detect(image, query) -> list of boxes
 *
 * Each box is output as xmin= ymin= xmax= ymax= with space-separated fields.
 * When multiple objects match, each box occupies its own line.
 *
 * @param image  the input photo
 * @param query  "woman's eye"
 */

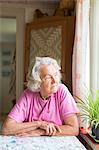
xmin=44 ymin=75 xmax=51 ymax=81
xmin=46 ymin=76 xmax=51 ymax=80
xmin=54 ymin=72 xmax=58 ymax=76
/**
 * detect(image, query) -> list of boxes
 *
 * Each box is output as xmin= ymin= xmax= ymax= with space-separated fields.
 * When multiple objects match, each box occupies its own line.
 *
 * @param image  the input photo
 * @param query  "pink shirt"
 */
xmin=8 ymin=84 xmax=79 ymax=125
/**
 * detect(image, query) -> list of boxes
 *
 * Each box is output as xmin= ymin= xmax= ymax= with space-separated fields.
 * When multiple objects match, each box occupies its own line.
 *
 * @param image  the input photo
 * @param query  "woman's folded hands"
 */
xmin=15 ymin=121 xmax=61 ymax=137
xmin=39 ymin=121 xmax=62 ymax=136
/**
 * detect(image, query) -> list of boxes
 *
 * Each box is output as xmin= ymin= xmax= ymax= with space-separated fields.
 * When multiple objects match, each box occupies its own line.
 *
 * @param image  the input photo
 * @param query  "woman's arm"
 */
xmin=2 ymin=114 xmax=79 ymax=136
xmin=15 ymin=129 xmax=46 ymax=137
xmin=39 ymin=114 xmax=79 ymax=136
xmin=1 ymin=117 xmax=42 ymax=136
xmin=55 ymin=114 xmax=79 ymax=136
xmin=2 ymin=117 xmax=61 ymax=136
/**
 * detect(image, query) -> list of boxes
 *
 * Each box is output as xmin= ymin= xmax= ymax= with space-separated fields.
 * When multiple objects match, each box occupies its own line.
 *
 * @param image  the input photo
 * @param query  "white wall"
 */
xmin=0 ymin=2 xmax=58 ymax=23
xmin=25 ymin=3 xmax=57 ymax=23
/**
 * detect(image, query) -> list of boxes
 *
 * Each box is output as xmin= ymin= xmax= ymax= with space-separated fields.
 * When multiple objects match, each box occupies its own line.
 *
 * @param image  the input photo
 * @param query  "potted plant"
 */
xmin=76 ymin=89 xmax=99 ymax=140
xmin=91 ymin=119 xmax=99 ymax=140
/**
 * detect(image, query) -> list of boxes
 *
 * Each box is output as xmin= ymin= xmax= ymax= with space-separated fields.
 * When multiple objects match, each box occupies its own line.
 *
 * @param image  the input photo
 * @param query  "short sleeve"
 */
xmin=58 ymin=84 xmax=79 ymax=119
xmin=8 ymin=90 xmax=28 ymax=123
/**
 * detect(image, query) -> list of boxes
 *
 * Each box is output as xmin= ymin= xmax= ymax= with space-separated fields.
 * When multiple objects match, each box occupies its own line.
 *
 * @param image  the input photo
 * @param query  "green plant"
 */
xmin=76 ymin=90 xmax=99 ymax=128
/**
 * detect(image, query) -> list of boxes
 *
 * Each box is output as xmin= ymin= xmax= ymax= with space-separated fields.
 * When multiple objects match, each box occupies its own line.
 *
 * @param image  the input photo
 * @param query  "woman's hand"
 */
xmin=15 ymin=121 xmax=61 ymax=137
xmin=39 ymin=121 xmax=61 ymax=136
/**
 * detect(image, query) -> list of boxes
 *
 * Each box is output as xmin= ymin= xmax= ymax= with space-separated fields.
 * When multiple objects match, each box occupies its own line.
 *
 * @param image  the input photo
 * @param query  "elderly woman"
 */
xmin=2 ymin=57 xmax=79 ymax=136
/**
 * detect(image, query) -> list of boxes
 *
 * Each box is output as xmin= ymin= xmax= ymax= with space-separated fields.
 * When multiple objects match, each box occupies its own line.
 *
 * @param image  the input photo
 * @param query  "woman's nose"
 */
xmin=51 ymin=76 xmax=57 ymax=83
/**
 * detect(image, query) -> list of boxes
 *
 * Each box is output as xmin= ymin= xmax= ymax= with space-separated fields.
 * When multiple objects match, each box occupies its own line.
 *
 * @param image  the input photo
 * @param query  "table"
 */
xmin=0 ymin=135 xmax=87 ymax=150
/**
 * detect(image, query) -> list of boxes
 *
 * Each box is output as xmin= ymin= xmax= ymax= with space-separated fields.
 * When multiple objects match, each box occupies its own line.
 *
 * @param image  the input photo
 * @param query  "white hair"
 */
xmin=26 ymin=57 xmax=62 ymax=92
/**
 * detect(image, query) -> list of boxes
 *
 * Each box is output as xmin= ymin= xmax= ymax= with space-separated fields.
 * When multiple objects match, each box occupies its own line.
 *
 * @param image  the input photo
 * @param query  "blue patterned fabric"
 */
xmin=0 ymin=135 xmax=87 ymax=150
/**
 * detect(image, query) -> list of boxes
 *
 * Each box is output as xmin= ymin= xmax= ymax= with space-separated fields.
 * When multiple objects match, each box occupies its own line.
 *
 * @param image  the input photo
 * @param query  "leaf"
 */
xmin=75 ymin=89 xmax=99 ymax=125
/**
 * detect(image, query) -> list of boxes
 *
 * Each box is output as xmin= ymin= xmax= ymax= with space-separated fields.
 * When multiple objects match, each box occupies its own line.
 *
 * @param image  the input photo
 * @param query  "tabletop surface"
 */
xmin=0 ymin=135 xmax=87 ymax=150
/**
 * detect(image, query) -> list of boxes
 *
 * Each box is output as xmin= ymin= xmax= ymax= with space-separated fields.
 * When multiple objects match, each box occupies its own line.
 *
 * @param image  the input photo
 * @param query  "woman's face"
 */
xmin=40 ymin=64 xmax=60 ymax=97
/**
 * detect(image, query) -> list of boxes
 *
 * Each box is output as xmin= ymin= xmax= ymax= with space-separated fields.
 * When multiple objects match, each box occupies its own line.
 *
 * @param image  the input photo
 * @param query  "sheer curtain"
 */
xmin=90 ymin=0 xmax=99 ymax=91
xmin=72 ymin=0 xmax=90 ymax=127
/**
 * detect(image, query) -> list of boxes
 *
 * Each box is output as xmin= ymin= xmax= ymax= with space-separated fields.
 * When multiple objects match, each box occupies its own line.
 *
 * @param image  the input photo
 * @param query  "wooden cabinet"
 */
xmin=24 ymin=16 xmax=75 ymax=92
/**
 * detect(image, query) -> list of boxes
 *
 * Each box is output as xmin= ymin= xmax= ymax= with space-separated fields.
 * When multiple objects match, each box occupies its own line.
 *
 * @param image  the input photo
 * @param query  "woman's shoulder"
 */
xmin=56 ymin=83 xmax=71 ymax=99
xmin=22 ymin=88 xmax=38 ymax=97
xmin=58 ymin=83 xmax=68 ymax=92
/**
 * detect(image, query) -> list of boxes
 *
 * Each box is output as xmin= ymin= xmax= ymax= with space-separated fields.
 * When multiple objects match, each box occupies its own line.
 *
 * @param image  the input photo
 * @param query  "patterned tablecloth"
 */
xmin=0 ymin=135 xmax=87 ymax=150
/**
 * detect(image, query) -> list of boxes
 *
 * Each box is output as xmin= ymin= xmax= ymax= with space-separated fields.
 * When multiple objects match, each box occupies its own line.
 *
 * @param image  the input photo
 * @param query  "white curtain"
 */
xmin=90 ymin=0 xmax=99 ymax=91
xmin=72 ymin=0 xmax=90 ymax=127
